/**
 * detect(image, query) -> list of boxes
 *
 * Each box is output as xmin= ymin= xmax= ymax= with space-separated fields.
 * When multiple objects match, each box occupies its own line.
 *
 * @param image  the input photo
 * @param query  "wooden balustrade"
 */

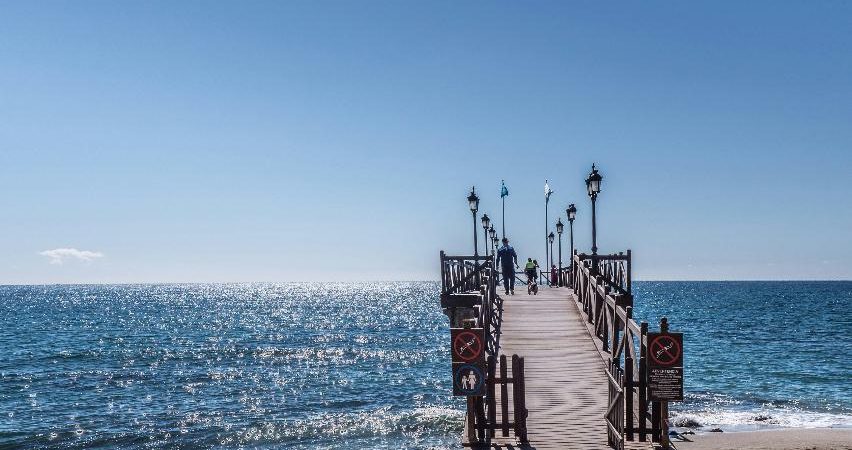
xmin=571 ymin=250 xmax=665 ymax=448
xmin=439 ymin=251 xmax=527 ymax=446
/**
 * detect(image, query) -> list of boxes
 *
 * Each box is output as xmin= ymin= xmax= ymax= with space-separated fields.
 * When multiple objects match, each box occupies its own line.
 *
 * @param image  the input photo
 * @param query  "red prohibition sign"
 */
xmin=453 ymin=331 xmax=483 ymax=362
xmin=650 ymin=335 xmax=681 ymax=366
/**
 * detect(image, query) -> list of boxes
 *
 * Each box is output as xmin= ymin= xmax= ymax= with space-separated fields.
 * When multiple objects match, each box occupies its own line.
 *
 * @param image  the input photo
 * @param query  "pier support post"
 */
xmin=659 ymin=317 xmax=670 ymax=450
xmin=639 ymin=321 xmax=648 ymax=442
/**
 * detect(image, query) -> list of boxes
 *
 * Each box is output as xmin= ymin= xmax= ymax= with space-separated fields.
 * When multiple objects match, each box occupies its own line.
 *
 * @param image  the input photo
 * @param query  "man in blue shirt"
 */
xmin=495 ymin=237 xmax=519 ymax=295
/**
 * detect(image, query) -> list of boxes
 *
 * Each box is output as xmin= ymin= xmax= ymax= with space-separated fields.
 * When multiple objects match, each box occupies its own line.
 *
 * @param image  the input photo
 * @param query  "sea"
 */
xmin=0 ymin=281 xmax=849 ymax=449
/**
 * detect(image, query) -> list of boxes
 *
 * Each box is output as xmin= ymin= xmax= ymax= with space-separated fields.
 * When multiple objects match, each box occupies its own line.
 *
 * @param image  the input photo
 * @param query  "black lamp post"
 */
xmin=489 ymin=226 xmax=497 ymax=255
xmin=566 ymin=203 xmax=577 ymax=284
xmin=585 ymin=165 xmax=603 ymax=270
xmin=481 ymin=214 xmax=491 ymax=257
xmin=468 ymin=187 xmax=480 ymax=256
xmin=548 ymin=232 xmax=555 ymax=269
xmin=556 ymin=218 xmax=564 ymax=286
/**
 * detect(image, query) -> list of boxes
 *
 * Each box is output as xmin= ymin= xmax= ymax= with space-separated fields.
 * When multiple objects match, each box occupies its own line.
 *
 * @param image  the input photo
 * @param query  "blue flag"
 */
xmin=501 ymin=181 xmax=509 ymax=198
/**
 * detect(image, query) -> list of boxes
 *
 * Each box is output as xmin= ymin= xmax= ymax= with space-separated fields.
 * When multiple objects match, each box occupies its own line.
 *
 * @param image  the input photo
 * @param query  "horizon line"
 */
xmin=1 ymin=279 xmax=851 ymax=287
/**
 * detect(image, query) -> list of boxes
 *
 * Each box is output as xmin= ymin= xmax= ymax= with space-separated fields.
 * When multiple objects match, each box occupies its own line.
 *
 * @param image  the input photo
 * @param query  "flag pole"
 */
xmin=501 ymin=180 xmax=507 ymax=239
xmin=545 ymin=180 xmax=549 ymax=283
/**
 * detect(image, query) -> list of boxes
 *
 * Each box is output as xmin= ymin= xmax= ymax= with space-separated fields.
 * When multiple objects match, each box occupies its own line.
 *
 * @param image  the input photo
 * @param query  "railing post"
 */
xmin=626 ymin=249 xmax=632 ymax=294
xmin=624 ymin=306 xmax=634 ymax=441
xmin=512 ymin=355 xmax=528 ymax=443
xmin=440 ymin=251 xmax=446 ymax=294
xmin=487 ymin=354 xmax=496 ymax=438
xmin=639 ymin=321 xmax=648 ymax=442
xmin=659 ymin=317 xmax=670 ymax=449
xmin=610 ymin=293 xmax=619 ymax=357
xmin=475 ymin=394 xmax=487 ymax=441
xmin=601 ymin=285 xmax=610 ymax=350
xmin=500 ymin=354 xmax=509 ymax=437
xmin=625 ymin=353 xmax=634 ymax=441
xmin=466 ymin=397 xmax=477 ymax=443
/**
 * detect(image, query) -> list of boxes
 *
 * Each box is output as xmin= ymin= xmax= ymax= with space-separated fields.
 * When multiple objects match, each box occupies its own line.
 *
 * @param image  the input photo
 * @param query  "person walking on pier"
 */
xmin=496 ymin=238 xmax=519 ymax=295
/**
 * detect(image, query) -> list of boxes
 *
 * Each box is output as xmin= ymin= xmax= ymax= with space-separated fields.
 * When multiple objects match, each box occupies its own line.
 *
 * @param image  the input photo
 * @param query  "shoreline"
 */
xmin=673 ymin=427 xmax=852 ymax=450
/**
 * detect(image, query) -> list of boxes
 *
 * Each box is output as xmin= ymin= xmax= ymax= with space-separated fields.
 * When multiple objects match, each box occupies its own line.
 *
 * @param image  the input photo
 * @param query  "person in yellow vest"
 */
xmin=524 ymin=258 xmax=537 ymax=284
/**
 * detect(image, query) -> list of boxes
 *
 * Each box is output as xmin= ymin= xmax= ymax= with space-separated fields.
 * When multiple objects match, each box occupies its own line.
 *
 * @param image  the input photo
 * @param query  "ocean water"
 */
xmin=632 ymin=281 xmax=852 ymax=431
xmin=1 ymin=281 xmax=850 ymax=448
xmin=0 ymin=283 xmax=461 ymax=449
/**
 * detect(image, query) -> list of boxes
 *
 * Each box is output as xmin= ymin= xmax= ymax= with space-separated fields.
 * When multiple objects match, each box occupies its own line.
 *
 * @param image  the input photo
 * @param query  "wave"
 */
xmin=0 ymin=405 xmax=464 ymax=449
xmin=670 ymin=408 xmax=852 ymax=431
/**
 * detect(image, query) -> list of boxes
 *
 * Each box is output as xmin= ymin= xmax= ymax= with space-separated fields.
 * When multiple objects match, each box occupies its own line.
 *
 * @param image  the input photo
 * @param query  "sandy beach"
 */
xmin=674 ymin=428 xmax=852 ymax=450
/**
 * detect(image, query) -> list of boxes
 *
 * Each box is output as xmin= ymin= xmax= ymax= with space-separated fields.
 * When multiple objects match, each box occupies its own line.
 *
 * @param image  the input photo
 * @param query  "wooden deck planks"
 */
xmin=484 ymin=286 xmax=653 ymax=450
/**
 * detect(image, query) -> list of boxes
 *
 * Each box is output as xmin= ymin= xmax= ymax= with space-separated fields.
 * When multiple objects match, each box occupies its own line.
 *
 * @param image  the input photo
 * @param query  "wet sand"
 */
xmin=673 ymin=428 xmax=852 ymax=450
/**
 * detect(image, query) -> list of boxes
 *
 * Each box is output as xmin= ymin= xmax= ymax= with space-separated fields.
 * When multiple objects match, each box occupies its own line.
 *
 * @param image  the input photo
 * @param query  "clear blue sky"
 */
xmin=1 ymin=1 xmax=850 ymax=283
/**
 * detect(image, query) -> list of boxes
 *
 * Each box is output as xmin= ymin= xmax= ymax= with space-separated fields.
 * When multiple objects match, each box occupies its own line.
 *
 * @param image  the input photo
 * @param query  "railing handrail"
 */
xmin=571 ymin=249 xmax=673 ymax=447
xmin=574 ymin=250 xmax=632 ymax=295
xmin=440 ymin=251 xmax=495 ymax=295
xmin=575 ymin=252 xmax=630 ymax=261
xmin=441 ymin=254 xmax=494 ymax=261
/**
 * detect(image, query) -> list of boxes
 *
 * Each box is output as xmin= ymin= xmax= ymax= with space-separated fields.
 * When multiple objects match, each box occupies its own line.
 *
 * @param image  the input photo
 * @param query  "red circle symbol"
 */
xmin=650 ymin=335 xmax=682 ymax=366
xmin=453 ymin=331 xmax=483 ymax=362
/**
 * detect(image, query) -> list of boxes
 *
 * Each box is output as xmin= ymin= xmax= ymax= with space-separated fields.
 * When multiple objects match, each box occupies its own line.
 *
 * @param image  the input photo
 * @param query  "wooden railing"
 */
xmin=440 ymin=252 xmax=502 ymax=357
xmin=439 ymin=251 xmax=527 ymax=445
xmin=440 ymin=253 xmax=491 ymax=295
xmin=558 ymin=266 xmax=573 ymax=287
xmin=571 ymin=250 xmax=668 ymax=450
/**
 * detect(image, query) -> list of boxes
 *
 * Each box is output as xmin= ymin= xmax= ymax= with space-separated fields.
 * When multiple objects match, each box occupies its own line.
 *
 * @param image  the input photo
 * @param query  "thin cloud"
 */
xmin=39 ymin=248 xmax=105 ymax=265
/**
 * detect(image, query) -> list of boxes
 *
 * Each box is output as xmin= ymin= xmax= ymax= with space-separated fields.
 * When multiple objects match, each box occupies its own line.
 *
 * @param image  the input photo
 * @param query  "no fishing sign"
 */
xmin=451 ymin=328 xmax=485 ymax=363
xmin=647 ymin=332 xmax=684 ymax=401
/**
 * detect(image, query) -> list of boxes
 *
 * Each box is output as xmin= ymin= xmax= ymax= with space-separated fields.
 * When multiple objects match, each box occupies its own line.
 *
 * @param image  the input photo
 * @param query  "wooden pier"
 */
xmin=493 ymin=286 xmax=619 ymax=449
xmin=440 ymin=250 xmax=680 ymax=450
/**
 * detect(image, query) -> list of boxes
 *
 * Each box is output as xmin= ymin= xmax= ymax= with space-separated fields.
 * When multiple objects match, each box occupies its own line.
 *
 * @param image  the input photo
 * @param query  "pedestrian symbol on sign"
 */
xmin=453 ymin=363 xmax=485 ymax=396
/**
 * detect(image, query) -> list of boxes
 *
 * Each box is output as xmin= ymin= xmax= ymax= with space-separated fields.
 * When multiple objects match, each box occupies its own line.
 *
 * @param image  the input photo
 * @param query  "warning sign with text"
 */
xmin=647 ymin=332 xmax=684 ymax=401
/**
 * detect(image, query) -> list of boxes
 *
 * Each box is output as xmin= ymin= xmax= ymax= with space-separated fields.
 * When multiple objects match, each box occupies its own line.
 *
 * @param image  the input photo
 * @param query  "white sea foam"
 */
xmin=671 ymin=407 xmax=852 ymax=431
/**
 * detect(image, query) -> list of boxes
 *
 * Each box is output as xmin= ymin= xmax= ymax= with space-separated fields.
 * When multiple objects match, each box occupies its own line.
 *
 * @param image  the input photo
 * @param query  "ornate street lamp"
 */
xmin=586 ymin=164 xmax=603 ymax=270
xmin=548 ymin=231 xmax=555 ymax=270
xmin=556 ymin=218 xmax=564 ymax=286
xmin=468 ymin=187 xmax=480 ymax=256
xmin=481 ymin=214 xmax=491 ymax=257
xmin=491 ymin=233 xmax=500 ymax=281
xmin=566 ymin=203 xmax=577 ymax=285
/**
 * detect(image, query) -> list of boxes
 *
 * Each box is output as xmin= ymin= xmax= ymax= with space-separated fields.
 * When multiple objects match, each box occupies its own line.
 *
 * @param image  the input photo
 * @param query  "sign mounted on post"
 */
xmin=450 ymin=328 xmax=486 ymax=396
xmin=451 ymin=328 xmax=485 ymax=363
xmin=453 ymin=361 xmax=486 ymax=396
xmin=647 ymin=332 xmax=684 ymax=401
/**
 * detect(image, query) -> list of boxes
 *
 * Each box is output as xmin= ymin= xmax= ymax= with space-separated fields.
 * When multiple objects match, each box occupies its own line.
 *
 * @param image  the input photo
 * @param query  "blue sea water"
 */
xmin=0 ymin=281 xmax=850 ymax=448
xmin=632 ymin=281 xmax=852 ymax=431
xmin=0 ymin=283 xmax=461 ymax=449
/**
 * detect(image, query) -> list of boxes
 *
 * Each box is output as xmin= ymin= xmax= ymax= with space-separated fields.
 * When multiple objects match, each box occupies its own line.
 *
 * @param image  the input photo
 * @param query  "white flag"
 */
xmin=544 ymin=180 xmax=553 ymax=200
